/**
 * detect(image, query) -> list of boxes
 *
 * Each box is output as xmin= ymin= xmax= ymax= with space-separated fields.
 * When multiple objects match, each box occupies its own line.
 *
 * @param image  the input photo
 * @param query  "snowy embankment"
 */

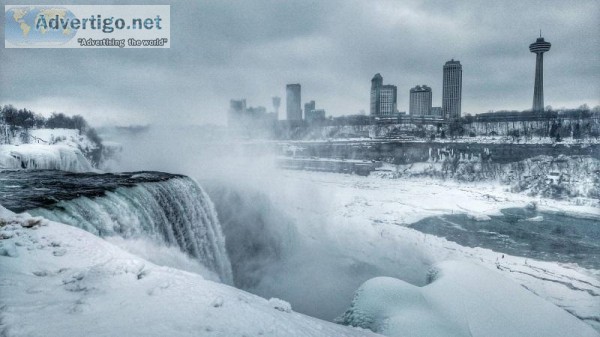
xmin=1 ymin=207 xmax=597 ymax=337
xmin=0 ymin=128 xmax=100 ymax=172
xmin=0 ymin=207 xmax=378 ymax=337
xmin=29 ymin=128 xmax=96 ymax=152
xmin=338 ymin=261 xmax=599 ymax=337
xmin=0 ymin=144 xmax=95 ymax=172
xmin=209 ymin=169 xmax=599 ymax=332
xmin=311 ymin=173 xmax=600 ymax=327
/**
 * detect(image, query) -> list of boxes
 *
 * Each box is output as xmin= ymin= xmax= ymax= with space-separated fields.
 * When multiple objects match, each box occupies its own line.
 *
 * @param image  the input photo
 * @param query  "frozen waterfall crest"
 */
xmin=0 ymin=144 xmax=95 ymax=172
xmin=28 ymin=175 xmax=233 ymax=284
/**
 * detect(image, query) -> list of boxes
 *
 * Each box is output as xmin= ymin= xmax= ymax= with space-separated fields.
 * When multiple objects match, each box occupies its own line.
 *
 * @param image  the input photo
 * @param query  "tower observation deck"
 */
xmin=529 ymin=36 xmax=551 ymax=112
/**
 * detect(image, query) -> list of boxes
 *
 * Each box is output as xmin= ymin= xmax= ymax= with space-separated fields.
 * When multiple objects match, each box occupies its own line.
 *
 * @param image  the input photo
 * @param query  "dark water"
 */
xmin=410 ymin=208 xmax=600 ymax=269
xmin=0 ymin=170 xmax=183 ymax=213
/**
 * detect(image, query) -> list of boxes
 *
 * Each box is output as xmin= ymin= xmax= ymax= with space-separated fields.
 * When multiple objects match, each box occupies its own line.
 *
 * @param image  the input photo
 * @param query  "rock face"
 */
xmin=285 ymin=141 xmax=600 ymax=204
xmin=281 ymin=114 xmax=600 ymax=140
xmin=376 ymin=155 xmax=599 ymax=204
xmin=502 ymin=155 xmax=600 ymax=201
xmin=290 ymin=141 xmax=600 ymax=165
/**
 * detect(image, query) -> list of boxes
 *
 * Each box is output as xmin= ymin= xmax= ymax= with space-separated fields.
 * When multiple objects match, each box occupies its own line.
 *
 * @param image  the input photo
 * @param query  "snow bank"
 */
xmin=104 ymin=236 xmax=221 ymax=282
xmin=29 ymin=128 xmax=100 ymax=156
xmin=209 ymin=170 xmax=600 ymax=330
xmin=0 ymin=144 xmax=95 ymax=172
xmin=338 ymin=260 xmax=599 ymax=337
xmin=0 ymin=211 xmax=378 ymax=337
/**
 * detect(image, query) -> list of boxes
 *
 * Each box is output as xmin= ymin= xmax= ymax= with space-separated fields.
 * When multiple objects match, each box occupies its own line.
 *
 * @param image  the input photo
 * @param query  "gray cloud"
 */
xmin=1 ymin=0 xmax=598 ymax=126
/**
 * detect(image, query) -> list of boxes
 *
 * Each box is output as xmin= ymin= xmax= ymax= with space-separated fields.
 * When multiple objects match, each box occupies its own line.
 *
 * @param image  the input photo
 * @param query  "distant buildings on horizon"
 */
xmin=373 ymin=59 xmax=462 ymax=121
xmin=272 ymin=96 xmax=281 ymax=120
xmin=409 ymin=85 xmax=432 ymax=117
xmin=304 ymin=100 xmax=315 ymax=120
xmin=228 ymin=35 xmax=556 ymax=127
xmin=529 ymin=36 xmax=551 ymax=112
xmin=442 ymin=59 xmax=463 ymax=119
xmin=286 ymin=84 xmax=302 ymax=121
xmin=227 ymin=98 xmax=278 ymax=129
xmin=229 ymin=83 xmax=328 ymax=128
xmin=370 ymin=73 xmax=398 ymax=117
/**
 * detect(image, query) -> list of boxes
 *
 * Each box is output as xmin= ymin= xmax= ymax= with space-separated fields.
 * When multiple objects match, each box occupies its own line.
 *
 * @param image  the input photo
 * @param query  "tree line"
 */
xmin=1 ymin=105 xmax=104 ymax=166
xmin=0 ymin=105 xmax=93 ymax=132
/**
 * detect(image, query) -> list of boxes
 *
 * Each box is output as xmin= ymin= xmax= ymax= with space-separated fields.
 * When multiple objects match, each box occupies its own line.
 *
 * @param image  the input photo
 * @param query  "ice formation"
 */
xmin=0 ymin=144 xmax=95 ymax=172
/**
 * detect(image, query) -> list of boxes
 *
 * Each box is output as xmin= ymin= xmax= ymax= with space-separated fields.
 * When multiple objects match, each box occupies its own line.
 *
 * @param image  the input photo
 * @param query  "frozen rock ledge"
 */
xmin=0 ymin=144 xmax=95 ymax=172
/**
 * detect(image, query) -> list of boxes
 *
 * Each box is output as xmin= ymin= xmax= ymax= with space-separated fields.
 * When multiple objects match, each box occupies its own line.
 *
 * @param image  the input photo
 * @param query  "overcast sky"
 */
xmin=1 ymin=0 xmax=599 ymax=126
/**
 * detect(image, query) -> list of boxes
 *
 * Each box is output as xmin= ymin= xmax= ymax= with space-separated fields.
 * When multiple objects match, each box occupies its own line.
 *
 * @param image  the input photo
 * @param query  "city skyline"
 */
xmin=1 ymin=1 xmax=598 ymax=126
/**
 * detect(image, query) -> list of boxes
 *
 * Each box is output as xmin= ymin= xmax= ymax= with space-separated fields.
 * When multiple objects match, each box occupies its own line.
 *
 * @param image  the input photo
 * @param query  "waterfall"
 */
xmin=0 ymin=144 xmax=94 ymax=172
xmin=29 ymin=176 xmax=233 ymax=284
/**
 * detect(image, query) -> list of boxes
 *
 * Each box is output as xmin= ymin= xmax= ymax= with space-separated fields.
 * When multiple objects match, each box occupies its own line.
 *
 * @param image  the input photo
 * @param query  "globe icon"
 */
xmin=5 ymin=7 xmax=78 ymax=46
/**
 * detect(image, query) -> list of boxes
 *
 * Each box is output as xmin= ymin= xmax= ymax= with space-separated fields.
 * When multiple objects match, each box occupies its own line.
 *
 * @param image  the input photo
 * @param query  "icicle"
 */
xmin=0 ymin=144 xmax=94 ymax=172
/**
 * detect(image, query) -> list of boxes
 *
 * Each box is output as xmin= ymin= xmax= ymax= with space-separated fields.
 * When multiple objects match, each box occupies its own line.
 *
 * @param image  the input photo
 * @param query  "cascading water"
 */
xmin=1 ymin=170 xmax=233 ymax=284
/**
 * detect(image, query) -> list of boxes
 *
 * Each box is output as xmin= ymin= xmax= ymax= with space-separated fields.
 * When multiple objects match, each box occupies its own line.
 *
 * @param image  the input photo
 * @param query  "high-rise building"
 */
xmin=246 ymin=106 xmax=267 ymax=117
xmin=305 ymin=109 xmax=326 ymax=123
xmin=304 ymin=100 xmax=315 ymax=118
xmin=272 ymin=96 xmax=281 ymax=119
xmin=379 ymin=86 xmax=397 ymax=116
xmin=370 ymin=73 xmax=397 ymax=116
xmin=529 ymin=35 xmax=551 ymax=112
xmin=409 ymin=85 xmax=432 ymax=116
xmin=227 ymin=99 xmax=276 ymax=131
xmin=228 ymin=99 xmax=247 ymax=127
xmin=442 ymin=59 xmax=462 ymax=119
xmin=286 ymin=84 xmax=302 ymax=120
xmin=431 ymin=107 xmax=443 ymax=117
xmin=370 ymin=73 xmax=383 ymax=115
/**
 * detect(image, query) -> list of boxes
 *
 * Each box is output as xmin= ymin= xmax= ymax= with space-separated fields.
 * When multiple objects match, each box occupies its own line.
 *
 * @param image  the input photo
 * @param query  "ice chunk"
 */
xmin=268 ymin=298 xmax=292 ymax=313
xmin=467 ymin=213 xmax=492 ymax=221
xmin=0 ymin=241 xmax=18 ymax=257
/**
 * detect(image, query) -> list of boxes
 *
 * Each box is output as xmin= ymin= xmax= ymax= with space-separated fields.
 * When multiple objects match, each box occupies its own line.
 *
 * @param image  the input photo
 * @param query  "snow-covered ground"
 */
xmin=1 ymin=205 xmax=597 ymax=337
xmin=4 ymin=124 xmax=596 ymax=336
xmin=338 ymin=261 xmax=598 ymax=337
xmin=0 ymin=144 xmax=95 ymax=172
xmin=105 ymin=127 xmax=599 ymax=333
xmin=0 ymin=207 xmax=378 ymax=337
xmin=212 ymin=169 xmax=600 ymax=332
xmin=0 ymin=128 xmax=100 ymax=172
xmin=29 ymin=128 xmax=97 ymax=152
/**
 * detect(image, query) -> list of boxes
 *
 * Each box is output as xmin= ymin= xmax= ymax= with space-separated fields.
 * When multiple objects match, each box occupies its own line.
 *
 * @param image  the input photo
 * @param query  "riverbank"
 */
xmin=235 ymin=169 xmax=600 ymax=330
